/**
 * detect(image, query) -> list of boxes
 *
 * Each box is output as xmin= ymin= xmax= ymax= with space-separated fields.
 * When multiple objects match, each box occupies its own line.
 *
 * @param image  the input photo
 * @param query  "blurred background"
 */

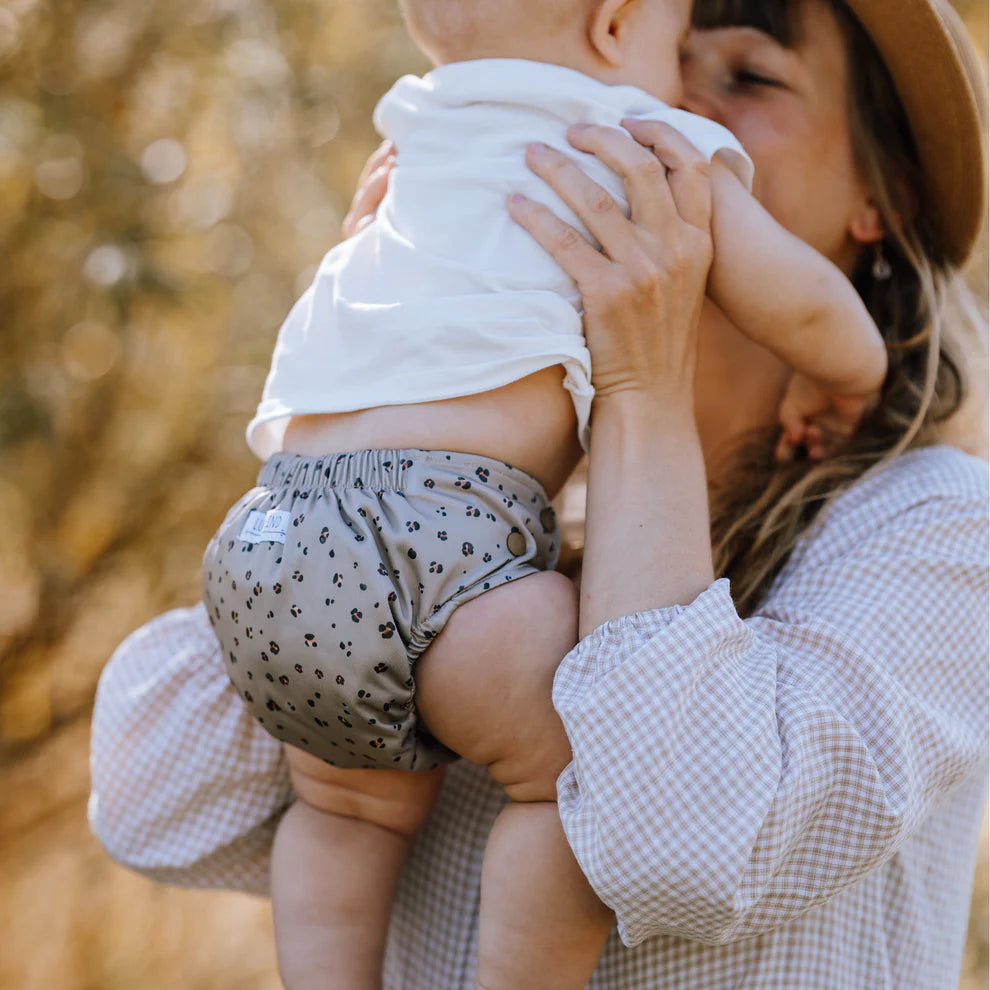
xmin=0 ymin=0 xmax=985 ymax=987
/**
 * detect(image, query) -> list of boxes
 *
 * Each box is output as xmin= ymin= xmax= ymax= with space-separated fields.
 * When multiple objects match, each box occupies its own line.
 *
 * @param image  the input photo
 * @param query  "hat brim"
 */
xmin=841 ymin=0 xmax=987 ymax=266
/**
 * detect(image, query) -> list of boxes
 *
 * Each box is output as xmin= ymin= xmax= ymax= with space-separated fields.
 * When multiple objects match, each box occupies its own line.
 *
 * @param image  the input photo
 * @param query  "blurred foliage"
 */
xmin=0 ymin=1 xmax=985 ymax=988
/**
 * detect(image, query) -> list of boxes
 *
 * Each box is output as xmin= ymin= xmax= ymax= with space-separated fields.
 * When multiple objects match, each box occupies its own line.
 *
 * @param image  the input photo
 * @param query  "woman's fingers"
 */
xmin=523 ymin=142 xmax=638 ymax=262
xmin=620 ymin=118 xmax=713 ymax=234
xmin=506 ymin=192 xmax=611 ymax=286
xmin=566 ymin=122 xmax=678 ymax=233
xmin=357 ymin=139 xmax=396 ymax=187
xmin=341 ymin=141 xmax=396 ymax=238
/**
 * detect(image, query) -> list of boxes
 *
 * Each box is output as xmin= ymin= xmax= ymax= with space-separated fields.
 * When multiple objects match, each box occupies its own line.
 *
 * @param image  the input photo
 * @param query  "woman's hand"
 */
xmin=507 ymin=119 xmax=714 ymax=410
xmin=340 ymin=140 xmax=395 ymax=239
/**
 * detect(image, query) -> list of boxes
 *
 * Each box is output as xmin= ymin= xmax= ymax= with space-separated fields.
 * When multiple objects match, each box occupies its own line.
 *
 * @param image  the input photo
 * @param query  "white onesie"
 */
xmin=247 ymin=58 xmax=753 ymax=457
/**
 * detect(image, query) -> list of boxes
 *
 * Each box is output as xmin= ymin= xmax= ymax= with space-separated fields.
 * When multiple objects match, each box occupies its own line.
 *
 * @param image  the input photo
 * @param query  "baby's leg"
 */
xmin=272 ymin=748 xmax=444 ymax=990
xmin=415 ymin=571 xmax=613 ymax=990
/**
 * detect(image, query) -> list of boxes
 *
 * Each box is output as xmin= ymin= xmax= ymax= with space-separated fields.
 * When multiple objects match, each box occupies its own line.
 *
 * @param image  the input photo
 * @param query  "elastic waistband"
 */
xmin=257 ymin=449 xmax=550 ymax=504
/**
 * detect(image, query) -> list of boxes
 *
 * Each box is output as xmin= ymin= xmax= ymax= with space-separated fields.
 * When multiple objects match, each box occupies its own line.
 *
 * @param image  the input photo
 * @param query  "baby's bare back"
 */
xmin=282 ymin=366 xmax=584 ymax=498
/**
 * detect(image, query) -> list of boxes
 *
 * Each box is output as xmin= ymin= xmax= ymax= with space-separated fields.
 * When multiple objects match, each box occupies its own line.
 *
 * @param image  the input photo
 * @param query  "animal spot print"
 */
xmin=273 ymin=583 xmax=282 ymax=594
xmin=269 ymin=641 xmax=280 ymax=654
xmin=335 ymin=675 xmax=345 ymax=685
xmin=462 ymin=542 xmax=474 ymax=556
xmin=304 ymin=634 xmax=317 ymax=647
xmin=374 ymin=663 xmax=388 ymax=674
xmin=290 ymin=605 xmax=301 ymax=617
xmin=475 ymin=467 xmax=489 ymax=482
xmin=428 ymin=561 xmax=443 ymax=574
xmin=465 ymin=506 xmax=480 ymax=518
xmin=379 ymin=622 xmax=396 ymax=639
xmin=292 ymin=571 xmax=304 ymax=582
xmin=423 ymin=478 xmax=435 ymax=489
xmin=405 ymin=520 xmax=420 ymax=532
xmin=294 ymin=664 xmax=304 ymax=673
xmin=319 ymin=527 xmax=330 ymax=543
xmin=351 ymin=609 xmax=362 ymax=622
xmin=454 ymin=477 xmax=471 ymax=490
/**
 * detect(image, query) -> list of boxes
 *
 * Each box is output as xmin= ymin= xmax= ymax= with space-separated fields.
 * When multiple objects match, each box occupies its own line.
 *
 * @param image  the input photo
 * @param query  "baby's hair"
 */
xmin=399 ymin=0 xmax=586 ymax=63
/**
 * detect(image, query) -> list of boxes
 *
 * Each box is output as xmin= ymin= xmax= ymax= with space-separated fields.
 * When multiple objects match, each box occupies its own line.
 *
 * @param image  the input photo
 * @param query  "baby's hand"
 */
xmin=775 ymin=373 xmax=872 ymax=463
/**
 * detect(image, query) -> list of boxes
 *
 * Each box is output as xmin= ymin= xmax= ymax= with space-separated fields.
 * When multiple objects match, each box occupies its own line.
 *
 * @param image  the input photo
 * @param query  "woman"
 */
xmin=89 ymin=0 xmax=988 ymax=985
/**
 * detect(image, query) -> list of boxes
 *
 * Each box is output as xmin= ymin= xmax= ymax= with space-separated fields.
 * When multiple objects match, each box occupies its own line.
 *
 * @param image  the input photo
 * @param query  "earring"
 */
xmin=871 ymin=243 xmax=893 ymax=280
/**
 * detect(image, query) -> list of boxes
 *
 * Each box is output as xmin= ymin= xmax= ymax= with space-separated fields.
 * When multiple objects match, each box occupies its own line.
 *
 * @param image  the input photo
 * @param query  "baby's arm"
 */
xmin=707 ymin=160 xmax=887 ymax=401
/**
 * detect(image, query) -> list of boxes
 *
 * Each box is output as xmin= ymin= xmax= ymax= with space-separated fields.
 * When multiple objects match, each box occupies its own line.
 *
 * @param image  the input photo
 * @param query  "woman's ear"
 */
xmin=849 ymin=199 xmax=885 ymax=244
xmin=588 ymin=0 xmax=639 ymax=68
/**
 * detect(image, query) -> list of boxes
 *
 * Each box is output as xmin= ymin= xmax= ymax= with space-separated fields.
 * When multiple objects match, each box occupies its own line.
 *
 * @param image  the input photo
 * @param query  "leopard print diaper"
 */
xmin=203 ymin=449 xmax=558 ymax=770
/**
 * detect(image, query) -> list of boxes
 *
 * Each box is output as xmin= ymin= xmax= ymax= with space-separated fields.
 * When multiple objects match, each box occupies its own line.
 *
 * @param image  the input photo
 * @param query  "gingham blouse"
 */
xmin=89 ymin=444 xmax=989 ymax=989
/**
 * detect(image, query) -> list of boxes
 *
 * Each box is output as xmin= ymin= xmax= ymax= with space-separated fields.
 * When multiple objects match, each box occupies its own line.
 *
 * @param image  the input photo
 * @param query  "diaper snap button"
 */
xmin=506 ymin=530 xmax=527 ymax=557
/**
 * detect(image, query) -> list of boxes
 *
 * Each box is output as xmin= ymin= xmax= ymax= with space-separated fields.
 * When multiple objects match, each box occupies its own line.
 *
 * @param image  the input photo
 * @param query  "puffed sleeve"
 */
xmin=88 ymin=603 xmax=293 ymax=895
xmin=552 ymin=448 xmax=989 ymax=947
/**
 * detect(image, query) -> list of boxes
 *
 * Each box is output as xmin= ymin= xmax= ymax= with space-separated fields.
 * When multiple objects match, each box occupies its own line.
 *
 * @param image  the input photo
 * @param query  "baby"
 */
xmin=202 ymin=0 xmax=887 ymax=986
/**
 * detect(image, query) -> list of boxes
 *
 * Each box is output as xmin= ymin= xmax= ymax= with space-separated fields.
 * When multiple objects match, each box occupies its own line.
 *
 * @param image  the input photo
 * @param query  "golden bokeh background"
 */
xmin=0 ymin=1 xmax=985 ymax=987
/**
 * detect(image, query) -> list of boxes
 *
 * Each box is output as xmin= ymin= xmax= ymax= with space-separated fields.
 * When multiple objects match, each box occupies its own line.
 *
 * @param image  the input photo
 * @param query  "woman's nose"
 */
xmin=680 ymin=79 xmax=717 ymax=120
xmin=679 ymin=44 xmax=725 ymax=124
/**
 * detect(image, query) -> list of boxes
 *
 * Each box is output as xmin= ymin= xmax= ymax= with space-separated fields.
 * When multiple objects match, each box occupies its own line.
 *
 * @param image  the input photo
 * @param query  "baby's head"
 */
xmin=399 ymin=0 xmax=690 ymax=104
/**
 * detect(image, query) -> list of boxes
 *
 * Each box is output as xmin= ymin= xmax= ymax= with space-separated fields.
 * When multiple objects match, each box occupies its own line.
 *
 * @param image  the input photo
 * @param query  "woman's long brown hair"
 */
xmin=693 ymin=0 xmax=983 ymax=617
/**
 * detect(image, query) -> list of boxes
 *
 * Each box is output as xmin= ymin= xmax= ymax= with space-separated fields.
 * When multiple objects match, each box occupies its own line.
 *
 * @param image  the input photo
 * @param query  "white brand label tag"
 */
xmin=238 ymin=509 xmax=290 ymax=545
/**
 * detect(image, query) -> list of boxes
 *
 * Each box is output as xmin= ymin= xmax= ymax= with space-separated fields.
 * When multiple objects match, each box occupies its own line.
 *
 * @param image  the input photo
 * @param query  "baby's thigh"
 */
xmin=414 ymin=570 xmax=578 ymax=802
xmin=285 ymin=745 xmax=444 ymax=837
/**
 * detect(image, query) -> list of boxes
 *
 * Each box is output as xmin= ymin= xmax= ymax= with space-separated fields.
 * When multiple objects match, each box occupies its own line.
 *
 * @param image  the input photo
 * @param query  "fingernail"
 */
xmin=569 ymin=123 xmax=589 ymax=133
xmin=508 ymin=193 xmax=526 ymax=207
xmin=527 ymin=141 xmax=548 ymax=155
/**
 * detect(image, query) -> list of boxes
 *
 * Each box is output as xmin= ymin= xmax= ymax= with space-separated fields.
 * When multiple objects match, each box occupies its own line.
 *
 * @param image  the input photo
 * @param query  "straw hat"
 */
xmin=842 ymin=0 xmax=988 ymax=266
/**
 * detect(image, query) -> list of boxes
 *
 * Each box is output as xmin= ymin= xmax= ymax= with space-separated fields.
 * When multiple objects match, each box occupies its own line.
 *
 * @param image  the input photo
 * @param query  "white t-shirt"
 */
xmin=247 ymin=59 xmax=753 ymax=457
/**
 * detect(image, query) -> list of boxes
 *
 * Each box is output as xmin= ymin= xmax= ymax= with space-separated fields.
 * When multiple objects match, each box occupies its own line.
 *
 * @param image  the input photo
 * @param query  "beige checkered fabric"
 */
xmin=90 ymin=445 xmax=989 ymax=988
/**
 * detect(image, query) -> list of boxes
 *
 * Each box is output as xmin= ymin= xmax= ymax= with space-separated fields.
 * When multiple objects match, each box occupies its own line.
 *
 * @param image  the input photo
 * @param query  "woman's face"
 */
xmin=680 ymin=0 xmax=877 ymax=274
xmin=680 ymin=0 xmax=885 ymax=465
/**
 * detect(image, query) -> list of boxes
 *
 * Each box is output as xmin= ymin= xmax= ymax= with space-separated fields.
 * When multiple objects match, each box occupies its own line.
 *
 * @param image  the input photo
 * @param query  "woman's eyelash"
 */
xmin=734 ymin=69 xmax=782 ymax=88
